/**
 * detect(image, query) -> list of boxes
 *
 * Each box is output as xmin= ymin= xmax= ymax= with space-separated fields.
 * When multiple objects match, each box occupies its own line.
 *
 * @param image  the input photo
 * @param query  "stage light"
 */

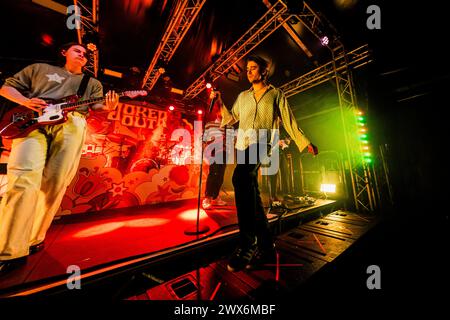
xmin=356 ymin=110 xmax=373 ymax=164
xmin=73 ymin=222 xmax=124 ymax=238
xmin=197 ymin=109 xmax=203 ymax=115
xmin=179 ymin=209 xmax=209 ymax=221
xmin=124 ymin=218 xmax=169 ymax=227
xmin=170 ymin=87 xmax=184 ymax=95
xmin=320 ymin=184 xmax=336 ymax=193
xmin=168 ymin=105 xmax=175 ymax=111
xmin=206 ymin=82 xmax=212 ymax=89
xmin=320 ymin=36 xmax=329 ymax=46
xmin=41 ymin=33 xmax=53 ymax=46
xmin=87 ymin=43 xmax=97 ymax=52
xmin=103 ymin=68 xmax=123 ymax=78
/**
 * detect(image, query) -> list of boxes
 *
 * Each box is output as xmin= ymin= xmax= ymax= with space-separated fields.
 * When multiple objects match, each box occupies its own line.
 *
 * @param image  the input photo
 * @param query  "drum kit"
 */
xmin=91 ymin=132 xmax=190 ymax=173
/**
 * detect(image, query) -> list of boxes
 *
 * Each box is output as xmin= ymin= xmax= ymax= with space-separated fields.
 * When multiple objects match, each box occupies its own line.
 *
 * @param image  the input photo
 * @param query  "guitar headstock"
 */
xmin=122 ymin=90 xmax=148 ymax=99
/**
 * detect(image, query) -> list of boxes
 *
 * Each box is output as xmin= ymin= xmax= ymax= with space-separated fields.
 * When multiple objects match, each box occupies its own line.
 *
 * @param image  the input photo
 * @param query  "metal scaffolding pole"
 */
xmin=183 ymin=0 xmax=290 ymax=100
xmin=141 ymin=0 xmax=207 ymax=91
xmin=73 ymin=0 xmax=99 ymax=77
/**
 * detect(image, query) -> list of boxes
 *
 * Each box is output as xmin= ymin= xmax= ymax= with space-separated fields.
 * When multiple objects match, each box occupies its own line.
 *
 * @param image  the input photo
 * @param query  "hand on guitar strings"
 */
xmin=23 ymin=98 xmax=47 ymax=114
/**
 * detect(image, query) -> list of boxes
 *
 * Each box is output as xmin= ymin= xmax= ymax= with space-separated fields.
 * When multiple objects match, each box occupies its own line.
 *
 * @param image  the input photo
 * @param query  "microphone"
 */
xmin=208 ymin=88 xmax=219 ymax=114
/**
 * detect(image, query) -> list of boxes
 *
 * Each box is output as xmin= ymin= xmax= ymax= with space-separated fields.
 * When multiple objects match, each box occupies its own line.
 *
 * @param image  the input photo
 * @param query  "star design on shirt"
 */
xmin=46 ymin=73 xmax=65 ymax=84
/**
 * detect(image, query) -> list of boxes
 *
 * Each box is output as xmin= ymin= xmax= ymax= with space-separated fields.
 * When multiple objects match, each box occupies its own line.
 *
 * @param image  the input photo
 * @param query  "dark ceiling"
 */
xmin=0 ymin=0 xmax=448 ymax=108
xmin=0 ymin=1 xmax=378 ymax=102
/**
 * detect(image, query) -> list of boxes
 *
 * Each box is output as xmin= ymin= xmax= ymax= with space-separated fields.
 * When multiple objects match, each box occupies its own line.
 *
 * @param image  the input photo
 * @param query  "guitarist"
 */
xmin=0 ymin=42 xmax=119 ymax=275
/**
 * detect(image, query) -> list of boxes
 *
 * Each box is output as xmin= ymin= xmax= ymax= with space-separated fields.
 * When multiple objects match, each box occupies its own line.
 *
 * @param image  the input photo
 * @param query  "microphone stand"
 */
xmin=184 ymin=94 xmax=217 ymax=236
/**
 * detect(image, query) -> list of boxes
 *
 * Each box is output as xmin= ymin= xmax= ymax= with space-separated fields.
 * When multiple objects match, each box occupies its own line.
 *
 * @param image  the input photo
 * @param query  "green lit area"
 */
xmin=356 ymin=111 xmax=372 ymax=164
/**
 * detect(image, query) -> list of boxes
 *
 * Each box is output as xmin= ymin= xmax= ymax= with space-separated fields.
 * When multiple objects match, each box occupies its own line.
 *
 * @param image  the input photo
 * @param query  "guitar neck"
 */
xmin=61 ymin=92 xmax=127 ymax=110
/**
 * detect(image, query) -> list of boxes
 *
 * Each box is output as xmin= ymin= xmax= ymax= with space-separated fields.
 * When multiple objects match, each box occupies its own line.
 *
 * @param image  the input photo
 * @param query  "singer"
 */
xmin=213 ymin=55 xmax=318 ymax=272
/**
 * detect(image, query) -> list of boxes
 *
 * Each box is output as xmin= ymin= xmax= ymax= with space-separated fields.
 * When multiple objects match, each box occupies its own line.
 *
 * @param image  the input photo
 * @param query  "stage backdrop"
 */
xmin=0 ymin=102 xmax=207 ymax=216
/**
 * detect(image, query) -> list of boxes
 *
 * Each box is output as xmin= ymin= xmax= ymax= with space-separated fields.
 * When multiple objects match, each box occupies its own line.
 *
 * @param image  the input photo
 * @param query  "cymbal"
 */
xmin=91 ymin=133 xmax=107 ymax=140
xmin=106 ymin=134 xmax=138 ymax=145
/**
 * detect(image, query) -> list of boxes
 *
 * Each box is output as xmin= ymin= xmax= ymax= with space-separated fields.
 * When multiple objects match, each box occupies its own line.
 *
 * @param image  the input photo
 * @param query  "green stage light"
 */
xmin=320 ymin=184 xmax=336 ymax=193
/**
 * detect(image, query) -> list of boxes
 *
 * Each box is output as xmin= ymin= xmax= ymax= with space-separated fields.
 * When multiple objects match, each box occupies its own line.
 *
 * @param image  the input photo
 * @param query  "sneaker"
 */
xmin=227 ymin=245 xmax=257 ymax=272
xmin=29 ymin=242 xmax=45 ymax=255
xmin=0 ymin=257 xmax=27 ymax=276
xmin=202 ymin=198 xmax=212 ymax=209
xmin=213 ymin=197 xmax=227 ymax=206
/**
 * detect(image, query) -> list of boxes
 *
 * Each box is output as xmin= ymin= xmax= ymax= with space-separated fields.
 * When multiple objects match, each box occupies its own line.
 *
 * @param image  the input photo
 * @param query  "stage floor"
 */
xmin=0 ymin=193 xmax=336 ymax=296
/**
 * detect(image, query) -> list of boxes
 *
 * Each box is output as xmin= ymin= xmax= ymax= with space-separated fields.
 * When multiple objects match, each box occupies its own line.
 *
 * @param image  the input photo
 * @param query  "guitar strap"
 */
xmin=76 ymin=73 xmax=91 ymax=98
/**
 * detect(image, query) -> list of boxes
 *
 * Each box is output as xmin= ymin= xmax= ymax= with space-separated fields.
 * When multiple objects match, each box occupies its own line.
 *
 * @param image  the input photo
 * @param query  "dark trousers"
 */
xmin=232 ymin=144 xmax=273 ymax=250
xmin=205 ymin=161 xmax=226 ymax=199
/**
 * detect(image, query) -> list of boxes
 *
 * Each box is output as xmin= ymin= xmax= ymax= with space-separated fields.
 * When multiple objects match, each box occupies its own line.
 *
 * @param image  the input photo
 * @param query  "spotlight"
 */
xmin=320 ymin=184 xmax=336 ymax=193
xmin=205 ymin=82 xmax=212 ymax=89
xmin=320 ymin=36 xmax=329 ymax=46
xmin=87 ymin=43 xmax=97 ymax=52
xmin=103 ymin=68 xmax=123 ymax=78
xmin=197 ymin=109 xmax=203 ymax=115
xmin=168 ymin=105 xmax=175 ymax=111
xmin=41 ymin=33 xmax=53 ymax=46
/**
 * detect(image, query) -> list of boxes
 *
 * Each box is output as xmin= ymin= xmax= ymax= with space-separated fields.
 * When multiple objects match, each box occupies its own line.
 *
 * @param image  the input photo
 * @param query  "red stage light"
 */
xmin=205 ymin=83 xmax=212 ymax=89
xmin=41 ymin=33 xmax=54 ymax=46
xmin=179 ymin=209 xmax=209 ymax=221
xmin=168 ymin=105 xmax=175 ymax=111
xmin=73 ymin=222 xmax=124 ymax=238
xmin=197 ymin=109 xmax=203 ymax=115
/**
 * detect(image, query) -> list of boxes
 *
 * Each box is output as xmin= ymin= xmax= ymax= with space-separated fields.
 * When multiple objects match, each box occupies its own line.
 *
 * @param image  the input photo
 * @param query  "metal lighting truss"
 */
xmin=282 ymin=1 xmax=376 ymax=211
xmin=73 ymin=0 xmax=99 ymax=77
xmin=330 ymin=43 xmax=377 ymax=212
xmin=141 ymin=0 xmax=207 ymax=91
xmin=280 ymin=44 xmax=371 ymax=97
xmin=183 ymin=0 xmax=291 ymax=100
